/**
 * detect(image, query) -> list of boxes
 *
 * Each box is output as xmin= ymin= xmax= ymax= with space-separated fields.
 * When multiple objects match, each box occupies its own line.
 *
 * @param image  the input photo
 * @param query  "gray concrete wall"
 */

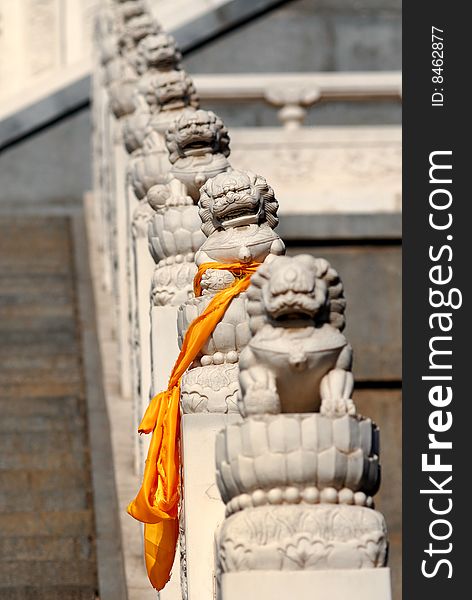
xmin=0 ymin=0 xmax=400 ymax=204
xmin=185 ymin=0 xmax=401 ymax=74
xmin=0 ymin=109 xmax=91 ymax=206
xmin=185 ymin=0 xmax=401 ymax=127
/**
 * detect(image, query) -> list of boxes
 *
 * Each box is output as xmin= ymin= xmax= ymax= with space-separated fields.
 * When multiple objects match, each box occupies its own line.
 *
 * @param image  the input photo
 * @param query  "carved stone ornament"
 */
xmin=165 ymin=109 xmax=231 ymax=200
xmin=147 ymin=179 xmax=205 ymax=306
xmin=214 ymin=254 xmax=389 ymax=581
xmin=239 ymin=254 xmax=354 ymax=418
xmin=217 ymin=504 xmax=388 ymax=574
xmin=123 ymin=69 xmax=199 ymax=200
xmin=177 ymin=170 xmax=285 ymax=413
xmin=107 ymin=13 xmax=160 ymax=118
xmin=136 ymin=32 xmax=182 ymax=75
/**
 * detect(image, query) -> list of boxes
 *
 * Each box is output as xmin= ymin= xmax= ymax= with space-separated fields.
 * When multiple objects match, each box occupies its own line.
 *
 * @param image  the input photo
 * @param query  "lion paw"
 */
xmin=320 ymin=398 xmax=356 ymax=418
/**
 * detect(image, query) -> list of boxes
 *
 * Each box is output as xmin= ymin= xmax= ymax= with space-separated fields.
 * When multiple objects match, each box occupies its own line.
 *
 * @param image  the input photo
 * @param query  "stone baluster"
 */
xmin=265 ymin=86 xmax=321 ymax=129
xmin=148 ymin=108 xmax=232 ymax=395
xmin=176 ymin=169 xmax=285 ymax=598
xmin=214 ymin=254 xmax=392 ymax=600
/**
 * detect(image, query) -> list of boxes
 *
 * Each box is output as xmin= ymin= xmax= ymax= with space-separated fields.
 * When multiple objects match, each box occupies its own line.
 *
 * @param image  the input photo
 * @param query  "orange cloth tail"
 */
xmin=127 ymin=260 xmax=261 ymax=590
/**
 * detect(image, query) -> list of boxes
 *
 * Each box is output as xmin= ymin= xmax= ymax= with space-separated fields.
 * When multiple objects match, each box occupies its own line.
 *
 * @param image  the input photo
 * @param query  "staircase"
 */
xmin=0 ymin=216 xmax=98 ymax=599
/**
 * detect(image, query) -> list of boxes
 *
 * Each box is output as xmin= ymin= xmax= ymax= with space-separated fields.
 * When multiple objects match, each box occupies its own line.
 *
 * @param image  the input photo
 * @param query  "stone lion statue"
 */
xmin=138 ymin=69 xmax=199 ymax=117
xmin=195 ymin=170 xmax=284 ymax=296
xmin=136 ymin=32 xmax=182 ymax=75
xmin=239 ymin=254 xmax=356 ymax=418
xmin=165 ymin=109 xmax=231 ymax=200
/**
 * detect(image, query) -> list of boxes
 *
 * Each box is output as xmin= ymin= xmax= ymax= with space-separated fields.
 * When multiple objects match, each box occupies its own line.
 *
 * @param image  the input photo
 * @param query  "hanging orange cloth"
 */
xmin=127 ymin=260 xmax=261 ymax=590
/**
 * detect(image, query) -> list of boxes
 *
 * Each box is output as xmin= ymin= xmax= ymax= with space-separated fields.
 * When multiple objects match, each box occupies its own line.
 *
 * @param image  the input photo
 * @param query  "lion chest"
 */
xmin=201 ymin=225 xmax=279 ymax=263
xmin=249 ymin=326 xmax=346 ymax=411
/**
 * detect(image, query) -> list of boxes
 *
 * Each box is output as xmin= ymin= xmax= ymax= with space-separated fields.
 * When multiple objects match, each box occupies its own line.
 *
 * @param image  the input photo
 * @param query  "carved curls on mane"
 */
xmin=198 ymin=170 xmax=279 ymax=238
xmin=246 ymin=255 xmax=346 ymax=334
xmin=164 ymin=109 xmax=230 ymax=164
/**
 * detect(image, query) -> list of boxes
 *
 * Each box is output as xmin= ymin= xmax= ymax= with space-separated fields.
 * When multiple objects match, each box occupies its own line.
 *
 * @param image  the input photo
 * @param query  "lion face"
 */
xmin=137 ymin=33 xmax=181 ymax=71
xmin=198 ymin=170 xmax=279 ymax=235
xmin=262 ymin=257 xmax=328 ymax=322
xmin=166 ymin=109 xmax=230 ymax=163
xmin=143 ymin=70 xmax=198 ymax=113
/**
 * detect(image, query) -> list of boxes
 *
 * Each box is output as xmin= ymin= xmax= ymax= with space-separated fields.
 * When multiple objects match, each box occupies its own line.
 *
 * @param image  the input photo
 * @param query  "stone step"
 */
xmin=0 ymin=216 xmax=98 ymax=593
xmin=0 ymin=438 xmax=86 ymax=471
xmin=0 ymin=329 xmax=77 ymax=347
xmin=0 ymin=535 xmax=94 ymax=562
xmin=0 ymin=276 xmax=72 ymax=298
xmin=0 ymin=382 xmax=83 ymax=404
xmin=0 ymin=426 xmax=86 ymax=471
xmin=0 ymin=354 xmax=80 ymax=371
xmin=0 ymin=511 xmax=94 ymax=538
xmin=0 ymin=586 xmax=97 ymax=600
xmin=0 ymin=304 xmax=75 ymax=323
xmin=0 ymin=469 xmax=90 ymax=512
xmin=0 ymin=560 xmax=97 ymax=588
xmin=0 ymin=316 xmax=76 ymax=334
xmin=0 ymin=396 xmax=84 ymax=433
xmin=0 ymin=396 xmax=82 ymax=416
xmin=0 ymin=469 xmax=90 ymax=496
xmin=0 ymin=343 xmax=79 ymax=359
xmin=0 ymin=368 xmax=82 ymax=387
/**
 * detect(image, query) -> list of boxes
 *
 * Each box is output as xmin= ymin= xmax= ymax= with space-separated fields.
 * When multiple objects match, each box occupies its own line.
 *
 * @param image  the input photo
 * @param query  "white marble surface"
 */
xmin=219 ymin=569 xmax=392 ymax=600
xmin=181 ymin=413 xmax=242 ymax=600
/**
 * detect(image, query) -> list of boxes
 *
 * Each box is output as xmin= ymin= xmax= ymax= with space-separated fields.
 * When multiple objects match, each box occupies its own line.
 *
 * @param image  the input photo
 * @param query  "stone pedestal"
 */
xmin=182 ymin=413 xmax=242 ymax=600
xmin=219 ymin=569 xmax=392 ymax=600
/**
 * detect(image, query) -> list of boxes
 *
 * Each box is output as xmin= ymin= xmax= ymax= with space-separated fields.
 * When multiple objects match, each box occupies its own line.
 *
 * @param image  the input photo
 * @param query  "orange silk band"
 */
xmin=127 ymin=260 xmax=261 ymax=590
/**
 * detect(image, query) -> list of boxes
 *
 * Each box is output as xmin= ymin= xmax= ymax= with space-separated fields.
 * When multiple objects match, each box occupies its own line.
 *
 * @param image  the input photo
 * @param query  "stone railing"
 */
xmin=194 ymin=72 xmax=401 ymax=129
xmin=91 ymin=1 xmax=395 ymax=599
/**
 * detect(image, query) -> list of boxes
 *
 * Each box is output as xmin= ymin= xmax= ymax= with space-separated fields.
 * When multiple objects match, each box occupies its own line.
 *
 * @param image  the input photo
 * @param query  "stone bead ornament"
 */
xmin=214 ymin=254 xmax=389 ymax=578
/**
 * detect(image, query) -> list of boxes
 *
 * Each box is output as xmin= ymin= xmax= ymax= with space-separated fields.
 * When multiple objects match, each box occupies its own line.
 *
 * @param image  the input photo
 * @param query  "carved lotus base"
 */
xmin=180 ymin=364 xmax=240 ymax=414
xmin=215 ymin=414 xmax=380 ymax=505
xmin=151 ymin=261 xmax=197 ymax=307
xmin=217 ymin=504 xmax=388 ymax=574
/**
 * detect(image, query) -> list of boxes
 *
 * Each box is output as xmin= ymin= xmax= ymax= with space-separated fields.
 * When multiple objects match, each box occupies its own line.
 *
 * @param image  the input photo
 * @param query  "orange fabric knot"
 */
xmin=193 ymin=260 xmax=262 ymax=297
xmin=127 ymin=260 xmax=261 ymax=590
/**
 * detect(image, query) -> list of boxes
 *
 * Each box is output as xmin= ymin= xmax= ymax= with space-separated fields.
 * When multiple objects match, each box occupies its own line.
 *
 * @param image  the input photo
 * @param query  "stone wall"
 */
xmin=184 ymin=0 xmax=401 ymax=126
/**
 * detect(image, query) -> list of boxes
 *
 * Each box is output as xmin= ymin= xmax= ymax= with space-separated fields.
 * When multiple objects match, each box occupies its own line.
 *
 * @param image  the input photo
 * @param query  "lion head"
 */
xmin=247 ymin=255 xmax=346 ymax=332
xmin=165 ymin=109 xmax=230 ymax=164
xmin=136 ymin=32 xmax=182 ymax=74
xmin=139 ymin=70 xmax=199 ymax=113
xmin=198 ymin=170 xmax=279 ymax=236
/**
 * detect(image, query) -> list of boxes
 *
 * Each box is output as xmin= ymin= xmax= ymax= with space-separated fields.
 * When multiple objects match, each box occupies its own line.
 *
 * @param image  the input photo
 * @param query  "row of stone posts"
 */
xmin=92 ymin=1 xmax=392 ymax=598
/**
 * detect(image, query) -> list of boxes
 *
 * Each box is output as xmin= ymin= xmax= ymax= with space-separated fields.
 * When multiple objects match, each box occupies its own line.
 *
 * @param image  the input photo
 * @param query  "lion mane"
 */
xmin=198 ymin=170 xmax=279 ymax=237
xmin=165 ymin=109 xmax=230 ymax=164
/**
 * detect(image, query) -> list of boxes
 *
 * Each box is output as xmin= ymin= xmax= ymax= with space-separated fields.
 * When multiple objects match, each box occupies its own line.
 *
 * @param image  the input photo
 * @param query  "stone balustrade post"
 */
xmin=214 ymin=254 xmax=392 ymax=600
